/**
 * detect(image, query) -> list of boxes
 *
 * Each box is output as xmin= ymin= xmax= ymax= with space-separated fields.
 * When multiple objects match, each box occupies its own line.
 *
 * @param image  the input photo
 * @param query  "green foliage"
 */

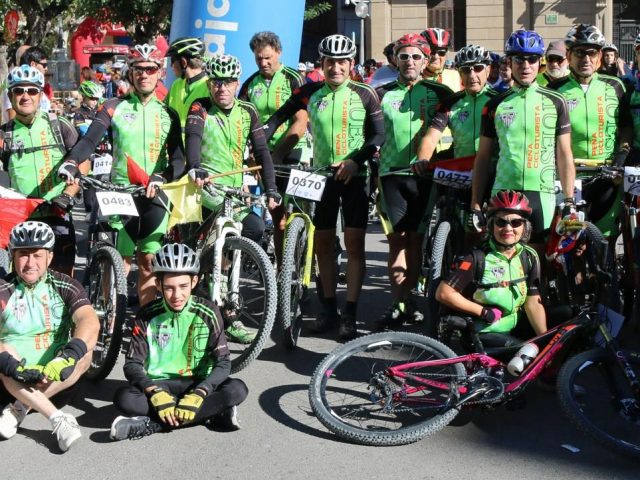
xmin=304 ymin=1 xmax=332 ymax=21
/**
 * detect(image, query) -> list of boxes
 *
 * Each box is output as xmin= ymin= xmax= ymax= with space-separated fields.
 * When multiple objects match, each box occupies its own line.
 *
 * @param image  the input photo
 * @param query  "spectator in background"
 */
xmin=369 ymin=42 xmax=398 ymax=88
xmin=487 ymin=52 xmax=500 ymax=85
xmin=492 ymin=55 xmax=513 ymax=93
xmin=80 ymin=66 xmax=96 ymax=83
xmin=363 ymin=58 xmax=377 ymax=83
xmin=297 ymin=62 xmax=307 ymax=78
xmin=537 ymin=40 xmax=568 ymax=86
xmin=305 ymin=59 xmax=324 ymax=83
xmin=599 ymin=42 xmax=630 ymax=77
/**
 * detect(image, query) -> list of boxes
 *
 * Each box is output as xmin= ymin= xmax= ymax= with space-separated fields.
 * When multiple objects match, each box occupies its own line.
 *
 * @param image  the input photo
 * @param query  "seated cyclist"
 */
xmin=0 ymin=221 xmax=100 ymax=452
xmin=435 ymin=191 xmax=547 ymax=347
xmin=110 ymin=243 xmax=248 ymax=441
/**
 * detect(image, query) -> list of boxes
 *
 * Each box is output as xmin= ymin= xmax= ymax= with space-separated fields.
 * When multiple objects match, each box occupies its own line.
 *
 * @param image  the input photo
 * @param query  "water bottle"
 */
xmin=507 ymin=343 xmax=539 ymax=376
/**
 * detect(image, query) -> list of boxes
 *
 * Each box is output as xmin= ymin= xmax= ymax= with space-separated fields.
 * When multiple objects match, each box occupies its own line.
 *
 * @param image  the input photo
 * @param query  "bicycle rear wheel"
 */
xmin=557 ymin=348 xmax=640 ymax=459
xmin=309 ymin=332 xmax=464 ymax=446
xmin=426 ymin=221 xmax=453 ymax=338
xmin=83 ymin=245 xmax=127 ymax=381
xmin=278 ymin=217 xmax=308 ymax=349
xmin=201 ymin=236 xmax=277 ymax=373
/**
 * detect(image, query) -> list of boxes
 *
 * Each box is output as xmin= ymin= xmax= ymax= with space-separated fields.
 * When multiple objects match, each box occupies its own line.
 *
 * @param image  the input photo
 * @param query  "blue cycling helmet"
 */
xmin=8 ymin=65 xmax=44 ymax=89
xmin=505 ymin=30 xmax=544 ymax=56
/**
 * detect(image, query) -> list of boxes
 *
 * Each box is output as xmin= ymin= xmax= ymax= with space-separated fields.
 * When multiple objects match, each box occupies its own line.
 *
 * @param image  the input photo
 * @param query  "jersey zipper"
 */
xmin=582 ymin=83 xmax=590 ymax=159
xmin=331 ymin=89 xmax=336 ymax=162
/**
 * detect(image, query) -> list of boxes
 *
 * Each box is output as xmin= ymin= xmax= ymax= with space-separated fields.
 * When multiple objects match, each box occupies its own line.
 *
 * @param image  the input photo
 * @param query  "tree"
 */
xmin=305 ymin=1 xmax=332 ymax=21
xmin=6 ymin=0 xmax=77 ymax=46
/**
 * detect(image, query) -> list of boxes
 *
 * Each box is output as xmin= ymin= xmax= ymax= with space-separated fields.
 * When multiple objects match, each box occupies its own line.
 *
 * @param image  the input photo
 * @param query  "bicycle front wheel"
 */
xmin=557 ymin=348 xmax=640 ymax=459
xmin=201 ymin=236 xmax=277 ymax=373
xmin=278 ymin=217 xmax=308 ymax=349
xmin=309 ymin=332 xmax=464 ymax=446
xmin=83 ymin=245 xmax=127 ymax=381
xmin=426 ymin=221 xmax=453 ymax=338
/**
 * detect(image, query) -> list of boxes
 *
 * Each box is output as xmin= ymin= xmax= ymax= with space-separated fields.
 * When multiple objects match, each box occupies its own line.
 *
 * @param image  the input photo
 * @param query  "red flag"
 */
xmin=427 ymin=155 xmax=475 ymax=171
xmin=126 ymin=153 xmax=149 ymax=187
xmin=0 ymin=198 xmax=45 ymax=248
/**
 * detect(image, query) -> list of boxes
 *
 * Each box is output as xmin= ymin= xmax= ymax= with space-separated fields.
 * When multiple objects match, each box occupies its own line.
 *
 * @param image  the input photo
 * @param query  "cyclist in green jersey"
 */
xmin=164 ymin=37 xmax=209 ymax=137
xmin=629 ymin=36 xmax=640 ymax=165
xmin=110 ymin=243 xmax=248 ymax=441
xmin=373 ymin=33 xmax=452 ymax=330
xmin=63 ymin=44 xmax=185 ymax=307
xmin=239 ymin=31 xmax=309 ymax=264
xmin=437 ymin=191 xmax=547 ymax=346
xmin=548 ymin=24 xmax=633 ymax=238
xmin=185 ymin=54 xmax=278 ymax=345
xmin=471 ymin=30 xmax=575 ymax=251
xmin=0 ymin=221 xmax=99 ymax=451
xmin=264 ymin=34 xmax=385 ymax=340
xmin=1 ymin=65 xmax=82 ymax=276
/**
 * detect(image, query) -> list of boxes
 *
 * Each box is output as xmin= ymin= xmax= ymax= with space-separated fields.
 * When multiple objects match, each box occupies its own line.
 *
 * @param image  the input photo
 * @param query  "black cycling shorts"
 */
xmin=313 ymin=176 xmax=369 ymax=230
xmin=379 ymin=174 xmax=431 ymax=232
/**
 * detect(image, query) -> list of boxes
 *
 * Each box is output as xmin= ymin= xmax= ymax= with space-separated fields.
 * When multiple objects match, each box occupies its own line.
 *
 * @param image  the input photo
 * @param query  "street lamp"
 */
xmin=348 ymin=0 xmax=369 ymax=64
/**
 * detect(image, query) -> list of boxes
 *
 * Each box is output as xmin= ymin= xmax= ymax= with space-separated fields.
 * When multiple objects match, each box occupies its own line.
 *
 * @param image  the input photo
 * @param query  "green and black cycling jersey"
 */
xmin=185 ymin=97 xmax=276 ymax=191
xmin=445 ymin=241 xmax=541 ymax=334
xmin=548 ymin=72 xmax=630 ymax=163
xmin=239 ymin=65 xmax=305 ymax=152
xmin=0 ymin=111 xmax=78 ymax=200
xmin=0 ymin=270 xmax=90 ymax=365
xmin=66 ymin=92 xmax=185 ymax=185
xmin=124 ymin=295 xmax=230 ymax=396
xmin=482 ymin=82 xmax=571 ymax=194
xmin=429 ymin=84 xmax=498 ymax=159
xmin=376 ymin=79 xmax=452 ymax=174
xmin=264 ymin=79 xmax=384 ymax=170
xmin=165 ymin=72 xmax=210 ymax=135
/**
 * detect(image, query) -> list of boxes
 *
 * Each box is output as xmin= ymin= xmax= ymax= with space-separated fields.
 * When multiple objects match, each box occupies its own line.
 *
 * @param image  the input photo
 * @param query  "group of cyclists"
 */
xmin=0 ymin=19 xmax=639 ymax=451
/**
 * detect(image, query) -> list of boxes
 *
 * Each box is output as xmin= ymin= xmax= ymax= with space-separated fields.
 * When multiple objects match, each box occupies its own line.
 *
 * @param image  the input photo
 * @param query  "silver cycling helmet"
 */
xmin=564 ymin=24 xmax=606 ymax=50
xmin=454 ymin=45 xmax=492 ymax=67
xmin=153 ymin=243 xmax=200 ymax=275
xmin=205 ymin=54 xmax=242 ymax=79
xmin=7 ymin=65 xmax=44 ymax=89
xmin=9 ymin=221 xmax=55 ymax=252
xmin=318 ymin=34 xmax=357 ymax=59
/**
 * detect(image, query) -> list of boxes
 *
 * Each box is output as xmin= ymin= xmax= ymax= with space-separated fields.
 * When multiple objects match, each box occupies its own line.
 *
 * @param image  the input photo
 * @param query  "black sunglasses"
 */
xmin=459 ymin=64 xmax=486 ymax=74
xmin=397 ymin=53 xmax=424 ymax=62
xmin=11 ymin=86 xmax=41 ymax=96
xmin=494 ymin=217 xmax=526 ymax=228
xmin=133 ymin=65 xmax=160 ymax=75
xmin=546 ymin=55 xmax=566 ymax=63
xmin=572 ymin=49 xmax=599 ymax=59
xmin=209 ymin=78 xmax=237 ymax=88
xmin=431 ymin=49 xmax=448 ymax=57
xmin=512 ymin=55 xmax=540 ymax=65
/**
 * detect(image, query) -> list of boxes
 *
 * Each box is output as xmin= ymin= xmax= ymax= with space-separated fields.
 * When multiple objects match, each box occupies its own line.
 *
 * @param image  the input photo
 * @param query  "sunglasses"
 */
xmin=572 ymin=49 xmax=599 ymax=59
xmin=11 ymin=86 xmax=41 ymax=96
xmin=494 ymin=217 xmax=526 ymax=229
xmin=459 ymin=64 xmax=486 ymax=74
xmin=397 ymin=52 xmax=425 ymax=62
xmin=209 ymin=78 xmax=237 ymax=89
xmin=133 ymin=65 xmax=161 ymax=75
xmin=37 ymin=61 xmax=48 ymax=68
xmin=431 ymin=49 xmax=448 ymax=57
xmin=512 ymin=55 xmax=540 ymax=65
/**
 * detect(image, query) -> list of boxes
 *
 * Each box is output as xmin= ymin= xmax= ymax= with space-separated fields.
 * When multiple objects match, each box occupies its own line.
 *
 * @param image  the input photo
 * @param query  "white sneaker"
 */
xmin=51 ymin=413 xmax=82 ymax=452
xmin=0 ymin=404 xmax=27 ymax=440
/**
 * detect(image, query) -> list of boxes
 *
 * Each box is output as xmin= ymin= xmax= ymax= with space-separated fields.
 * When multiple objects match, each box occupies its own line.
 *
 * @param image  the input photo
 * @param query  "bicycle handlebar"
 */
xmin=80 ymin=176 xmax=146 ymax=195
xmin=203 ymin=183 xmax=267 ymax=207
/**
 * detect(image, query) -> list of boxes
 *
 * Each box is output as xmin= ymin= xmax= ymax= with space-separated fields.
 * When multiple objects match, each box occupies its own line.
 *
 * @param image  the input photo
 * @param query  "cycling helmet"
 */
xmin=421 ymin=28 xmax=452 ymax=49
xmin=602 ymin=42 xmax=618 ymax=53
xmin=167 ymin=37 xmax=205 ymax=59
xmin=635 ymin=33 xmax=640 ymax=50
xmin=454 ymin=45 xmax=491 ymax=67
xmin=78 ymin=81 xmax=103 ymax=99
xmin=489 ymin=52 xmax=501 ymax=64
xmin=393 ymin=33 xmax=431 ymax=56
xmin=318 ymin=34 xmax=357 ymax=59
xmin=204 ymin=54 xmax=242 ymax=79
xmin=487 ymin=191 xmax=532 ymax=218
xmin=505 ymin=30 xmax=544 ymax=56
xmin=9 ymin=221 xmax=55 ymax=252
xmin=7 ymin=65 xmax=44 ymax=89
xmin=128 ymin=44 xmax=164 ymax=66
xmin=564 ymin=24 xmax=606 ymax=50
xmin=153 ymin=243 xmax=200 ymax=275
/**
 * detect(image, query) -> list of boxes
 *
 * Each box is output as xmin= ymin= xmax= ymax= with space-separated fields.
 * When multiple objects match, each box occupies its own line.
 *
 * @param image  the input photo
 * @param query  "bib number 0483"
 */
xmin=95 ymin=191 xmax=138 ymax=217
xmin=285 ymin=169 xmax=327 ymax=201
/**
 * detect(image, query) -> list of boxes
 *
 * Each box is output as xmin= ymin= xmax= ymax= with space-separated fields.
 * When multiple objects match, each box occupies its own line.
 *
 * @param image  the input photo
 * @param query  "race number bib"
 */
xmin=243 ymin=172 xmax=258 ymax=186
xmin=624 ymin=167 xmax=640 ymax=195
xmin=92 ymin=154 xmax=113 ymax=176
xmin=285 ymin=169 xmax=327 ymax=201
xmin=95 ymin=191 xmax=138 ymax=217
xmin=554 ymin=180 xmax=582 ymax=204
xmin=432 ymin=167 xmax=472 ymax=189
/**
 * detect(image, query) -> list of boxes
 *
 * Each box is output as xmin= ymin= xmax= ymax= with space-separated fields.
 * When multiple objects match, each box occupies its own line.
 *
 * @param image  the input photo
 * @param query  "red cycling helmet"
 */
xmin=487 ymin=190 xmax=532 ymax=218
xmin=393 ymin=33 xmax=431 ymax=56
xmin=421 ymin=28 xmax=452 ymax=49
xmin=128 ymin=44 xmax=165 ymax=67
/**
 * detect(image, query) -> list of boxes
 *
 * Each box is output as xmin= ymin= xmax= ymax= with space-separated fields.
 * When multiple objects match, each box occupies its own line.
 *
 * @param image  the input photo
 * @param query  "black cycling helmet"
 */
xmin=167 ymin=37 xmax=205 ymax=59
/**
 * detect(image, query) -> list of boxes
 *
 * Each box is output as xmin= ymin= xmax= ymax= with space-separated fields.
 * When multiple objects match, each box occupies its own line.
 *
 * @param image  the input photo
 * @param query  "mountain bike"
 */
xmin=619 ymin=164 xmax=640 ymax=335
xmin=309 ymin=242 xmax=640 ymax=459
xmin=167 ymin=182 xmax=277 ymax=373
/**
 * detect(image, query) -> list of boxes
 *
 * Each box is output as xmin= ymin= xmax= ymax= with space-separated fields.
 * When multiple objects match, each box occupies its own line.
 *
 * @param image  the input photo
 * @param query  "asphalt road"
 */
xmin=0 ymin=214 xmax=638 ymax=479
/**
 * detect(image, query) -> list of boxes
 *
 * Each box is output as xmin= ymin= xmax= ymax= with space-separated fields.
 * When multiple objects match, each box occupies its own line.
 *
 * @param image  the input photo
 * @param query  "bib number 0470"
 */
xmin=285 ymin=169 xmax=327 ymax=201
xmin=95 ymin=191 xmax=138 ymax=217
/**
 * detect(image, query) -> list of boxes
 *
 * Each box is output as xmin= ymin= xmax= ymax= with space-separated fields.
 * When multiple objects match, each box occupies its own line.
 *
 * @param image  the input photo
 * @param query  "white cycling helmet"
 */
xmin=7 ymin=65 xmax=44 ymax=89
xmin=318 ymin=34 xmax=356 ymax=59
xmin=205 ymin=54 xmax=242 ymax=79
xmin=454 ymin=45 xmax=491 ymax=67
xmin=153 ymin=243 xmax=200 ymax=275
xmin=9 ymin=221 xmax=55 ymax=252
xmin=565 ymin=24 xmax=606 ymax=50
xmin=128 ymin=43 xmax=164 ymax=66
